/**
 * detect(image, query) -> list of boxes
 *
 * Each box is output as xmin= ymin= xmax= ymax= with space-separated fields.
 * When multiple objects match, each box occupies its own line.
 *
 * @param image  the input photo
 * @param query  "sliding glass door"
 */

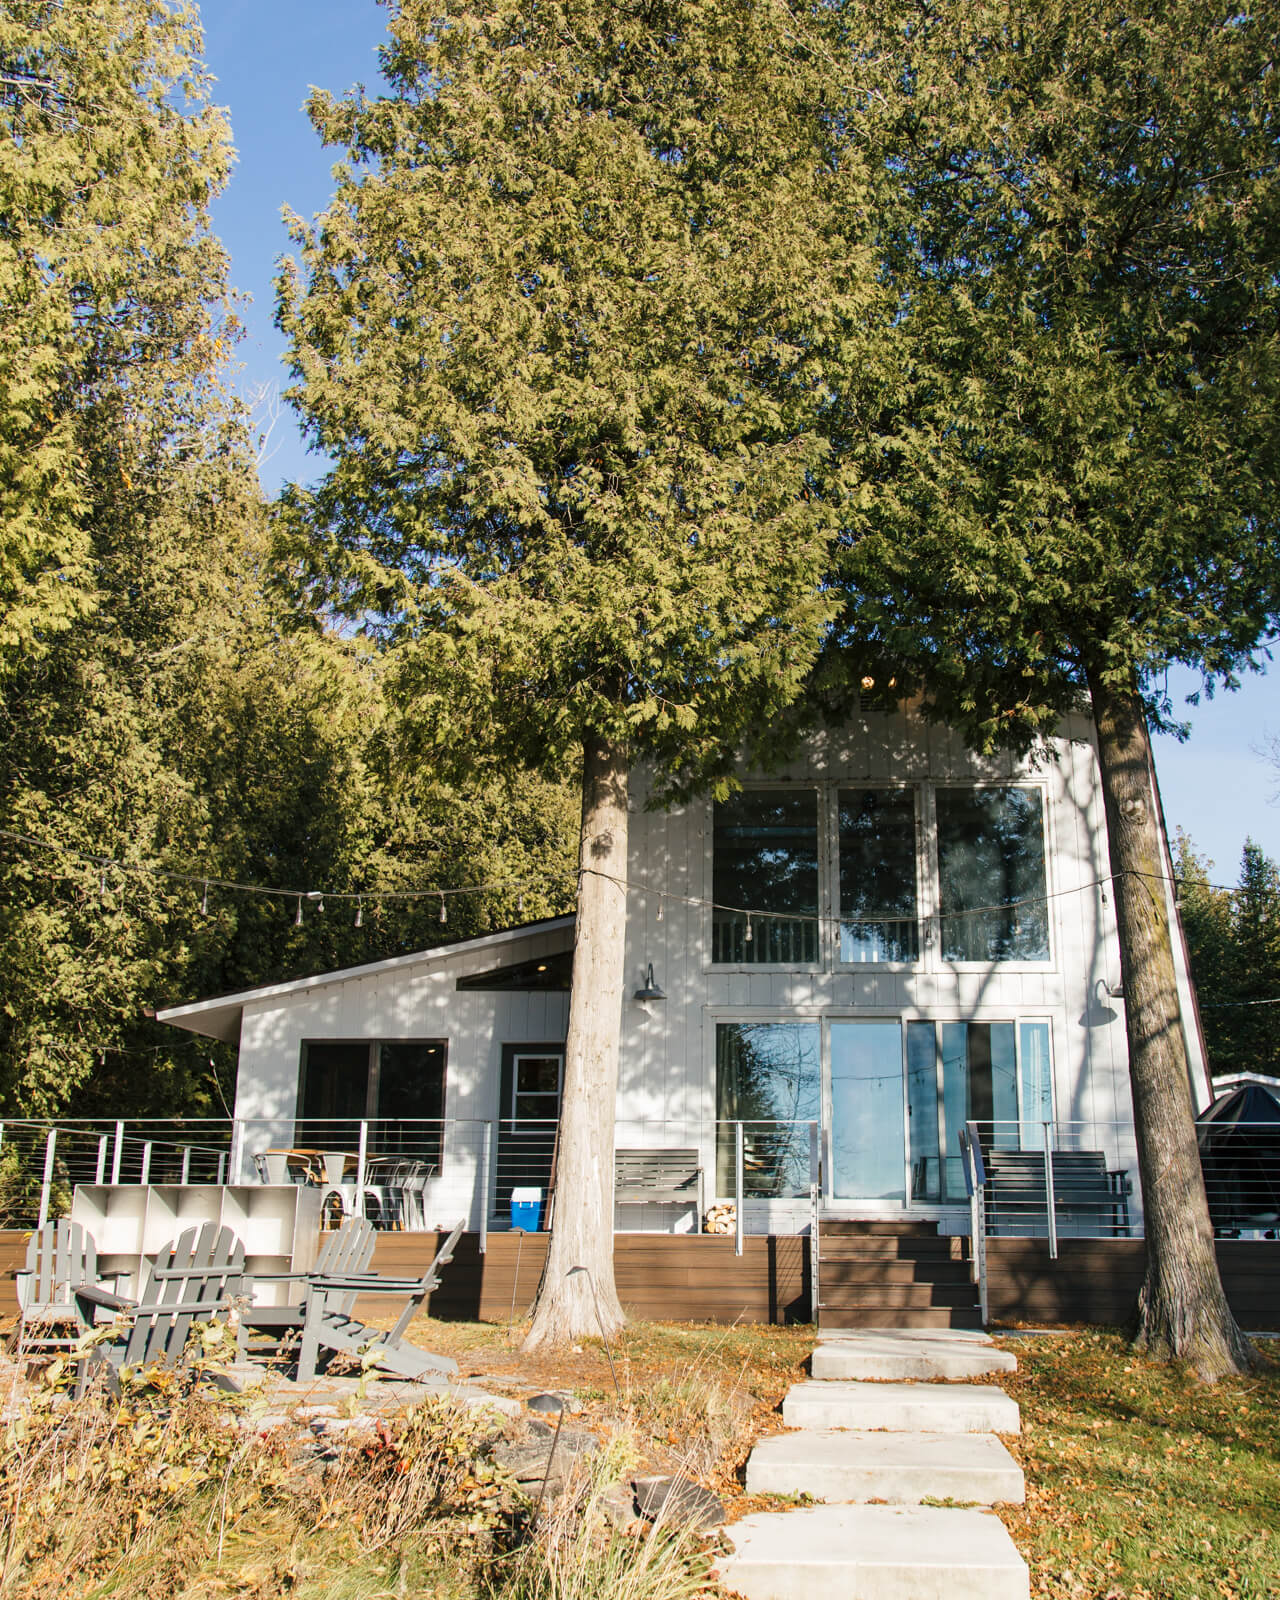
xmin=829 ymin=1022 xmax=907 ymax=1201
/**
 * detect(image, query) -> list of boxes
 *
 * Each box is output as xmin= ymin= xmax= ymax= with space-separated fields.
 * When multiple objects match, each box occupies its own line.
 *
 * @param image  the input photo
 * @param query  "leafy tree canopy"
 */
xmin=277 ymin=0 xmax=892 ymax=799
xmin=0 ymin=0 xmax=234 ymax=670
xmin=832 ymin=0 xmax=1280 ymax=742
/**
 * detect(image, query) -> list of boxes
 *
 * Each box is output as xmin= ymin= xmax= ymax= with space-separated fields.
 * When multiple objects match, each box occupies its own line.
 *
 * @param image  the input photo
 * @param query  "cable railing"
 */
xmin=0 ymin=1115 xmax=823 ymax=1251
xmin=961 ymin=1119 xmax=1140 ymax=1251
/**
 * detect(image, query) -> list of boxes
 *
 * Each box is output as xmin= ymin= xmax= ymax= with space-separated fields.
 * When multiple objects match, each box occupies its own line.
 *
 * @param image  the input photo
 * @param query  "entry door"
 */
xmin=496 ymin=1043 xmax=564 ymax=1213
xmin=828 ymin=1021 xmax=907 ymax=1201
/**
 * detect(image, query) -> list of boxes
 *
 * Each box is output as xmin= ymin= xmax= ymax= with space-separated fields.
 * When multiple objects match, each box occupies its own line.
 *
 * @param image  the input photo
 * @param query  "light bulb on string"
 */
xmin=744 ymin=913 xmax=753 ymax=944
xmin=439 ymin=893 xmax=448 ymax=925
xmin=307 ymin=890 xmax=325 ymax=914
xmin=201 ymin=880 xmax=209 ymax=916
xmin=294 ymin=895 xmax=303 ymax=928
xmin=355 ymin=897 xmax=363 ymax=928
xmin=656 ymin=897 xmax=664 ymax=924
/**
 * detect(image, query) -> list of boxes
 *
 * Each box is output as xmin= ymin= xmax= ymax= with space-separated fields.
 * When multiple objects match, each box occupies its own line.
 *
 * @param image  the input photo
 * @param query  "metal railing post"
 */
xmin=216 ymin=1151 xmax=227 ymax=1184
xmin=734 ymin=1121 xmax=745 ymax=1257
xmin=111 ymin=1121 xmax=124 ymax=1185
xmin=228 ymin=1119 xmax=244 ymax=1184
xmin=180 ymin=1146 xmax=191 ymax=1184
xmin=479 ymin=1120 xmax=491 ymax=1255
xmin=140 ymin=1141 xmax=152 ymax=1185
xmin=1043 ymin=1121 xmax=1058 ymax=1261
xmin=809 ymin=1120 xmax=821 ymax=1320
xmin=37 ymin=1127 xmax=57 ymax=1230
xmin=962 ymin=1122 xmax=989 ymax=1327
xmin=357 ymin=1119 xmax=368 ymax=1194
xmin=95 ymin=1134 xmax=108 ymax=1184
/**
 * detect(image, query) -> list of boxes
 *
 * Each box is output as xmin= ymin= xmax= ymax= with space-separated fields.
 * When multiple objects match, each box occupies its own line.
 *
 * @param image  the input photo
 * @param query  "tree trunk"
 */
xmin=1087 ymin=665 xmax=1258 ymax=1379
xmin=522 ymin=733 xmax=628 ymax=1349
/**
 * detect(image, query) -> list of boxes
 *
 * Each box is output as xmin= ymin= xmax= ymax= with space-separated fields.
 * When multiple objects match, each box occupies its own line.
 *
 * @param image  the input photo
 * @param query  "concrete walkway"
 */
xmin=716 ymin=1328 xmax=1030 ymax=1600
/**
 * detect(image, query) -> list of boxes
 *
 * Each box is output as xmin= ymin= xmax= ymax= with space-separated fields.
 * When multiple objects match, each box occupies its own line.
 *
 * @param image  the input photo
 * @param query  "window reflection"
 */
xmin=838 ymin=788 xmax=919 ymax=962
xmin=715 ymin=1022 xmax=820 ymax=1197
xmin=936 ymin=787 xmax=1049 ymax=961
xmin=712 ymin=790 xmax=819 ymax=964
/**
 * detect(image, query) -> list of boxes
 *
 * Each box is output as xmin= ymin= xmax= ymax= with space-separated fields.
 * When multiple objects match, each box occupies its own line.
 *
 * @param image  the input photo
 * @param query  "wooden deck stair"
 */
xmin=817 ymin=1220 xmax=983 ymax=1330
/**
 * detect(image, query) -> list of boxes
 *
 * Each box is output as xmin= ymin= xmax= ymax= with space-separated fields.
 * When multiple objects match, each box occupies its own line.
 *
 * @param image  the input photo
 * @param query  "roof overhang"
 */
xmin=155 ymin=916 xmax=575 ymax=1046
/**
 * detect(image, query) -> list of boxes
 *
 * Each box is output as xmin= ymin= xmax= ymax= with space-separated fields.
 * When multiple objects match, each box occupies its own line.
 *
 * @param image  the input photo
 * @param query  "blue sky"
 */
xmin=198 ymin=0 xmax=1278 ymax=881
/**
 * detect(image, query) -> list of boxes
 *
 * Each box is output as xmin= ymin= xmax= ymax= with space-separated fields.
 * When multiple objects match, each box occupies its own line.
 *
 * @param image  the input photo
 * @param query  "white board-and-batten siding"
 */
xmin=187 ymin=705 xmax=1200 ymax=1231
xmin=616 ymin=710 xmax=1163 ymax=1225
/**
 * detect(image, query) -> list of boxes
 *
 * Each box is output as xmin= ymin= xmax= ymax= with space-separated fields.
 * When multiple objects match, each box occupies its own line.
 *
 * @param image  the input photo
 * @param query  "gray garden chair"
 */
xmin=13 ymin=1220 xmax=102 ymax=1352
xmin=296 ymin=1217 xmax=465 ymax=1382
xmin=73 ymin=1221 xmax=247 ymax=1393
xmin=237 ymin=1214 xmax=376 ymax=1346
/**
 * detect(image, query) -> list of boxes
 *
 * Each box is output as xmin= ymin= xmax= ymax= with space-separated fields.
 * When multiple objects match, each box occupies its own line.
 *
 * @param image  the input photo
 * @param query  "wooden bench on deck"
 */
xmin=614 ymin=1148 xmax=703 ymax=1225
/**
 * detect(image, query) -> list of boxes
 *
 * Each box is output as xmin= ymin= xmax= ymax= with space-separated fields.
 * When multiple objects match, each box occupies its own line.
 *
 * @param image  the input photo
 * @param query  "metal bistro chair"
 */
xmin=400 ymin=1159 xmax=436 ymax=1231
xmin=361 ymin=1156 xmax=410 ymax=1230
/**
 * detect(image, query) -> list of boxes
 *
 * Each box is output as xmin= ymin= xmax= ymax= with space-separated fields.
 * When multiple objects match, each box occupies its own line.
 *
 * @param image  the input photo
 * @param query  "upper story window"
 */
xmin=838 ymin=787 xmax=919 ymax=963
xmin=708 ymin=781 xmax=1051 ymax=969
xmin=711 ymin=789 xmax=819 ymax=964
xmin=936 ymin=787 xmax=1049 ymax=962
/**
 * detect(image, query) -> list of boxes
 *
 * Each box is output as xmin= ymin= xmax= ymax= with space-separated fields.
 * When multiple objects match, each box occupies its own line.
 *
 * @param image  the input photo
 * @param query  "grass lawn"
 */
xmin=996 ymin=1330 xmax=1280 ymax=1600
xmin=1 ymin=1317 xmax=1276 ymax=1598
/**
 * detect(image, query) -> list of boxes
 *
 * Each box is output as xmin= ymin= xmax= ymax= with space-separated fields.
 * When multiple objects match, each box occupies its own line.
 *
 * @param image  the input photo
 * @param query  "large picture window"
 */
xmin=838 ymin=788 xmax=919 ymax=963
xmin=936 ymin=787 xmax=1049 ymax=962
xmin=715 ymin=1022 xmax=819 ymax=1197
xmin=712 ymin=789 xmax=819 ymax=964
xmin=299 ymin=1038 xmax=446 ymax=1164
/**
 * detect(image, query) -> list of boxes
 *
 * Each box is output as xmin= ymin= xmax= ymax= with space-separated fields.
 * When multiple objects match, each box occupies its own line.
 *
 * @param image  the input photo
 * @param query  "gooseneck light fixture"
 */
xmin=633 ymin=963 xmax=666 ymax=1002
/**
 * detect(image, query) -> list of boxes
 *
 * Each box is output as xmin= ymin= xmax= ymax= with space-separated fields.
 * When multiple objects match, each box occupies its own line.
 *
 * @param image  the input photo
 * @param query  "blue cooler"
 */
xmin=510 ymin=1187 xmax=543 ymax=1231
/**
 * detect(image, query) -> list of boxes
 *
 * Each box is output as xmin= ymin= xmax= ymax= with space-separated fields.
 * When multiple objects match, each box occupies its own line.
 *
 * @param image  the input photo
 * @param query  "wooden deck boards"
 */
xmin=2 ymin=1227 xmax=1277 ymax=1329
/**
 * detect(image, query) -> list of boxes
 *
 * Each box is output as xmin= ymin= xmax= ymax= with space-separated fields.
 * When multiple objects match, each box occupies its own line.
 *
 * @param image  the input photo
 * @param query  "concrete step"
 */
xmin=810 ymin=1331 xmax=1016 ymax=1382
xmin=782 ymin=1380 xmax=1021 ymax=1434
xmin=745 ymin=1429 xmax=1025 ymax=1505
xmin=819 ymin=1305 xmax=984 ymax=1330
xmin=714 ymin=1504 xmax=1030 ymax=1600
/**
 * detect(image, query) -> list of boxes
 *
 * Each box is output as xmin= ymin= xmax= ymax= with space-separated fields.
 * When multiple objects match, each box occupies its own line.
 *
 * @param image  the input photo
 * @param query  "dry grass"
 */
xmin=8 ymin=1313 xmax=1275 ymax=1598
xmin=996 ymin=1330 xmax=1280 ymax=1600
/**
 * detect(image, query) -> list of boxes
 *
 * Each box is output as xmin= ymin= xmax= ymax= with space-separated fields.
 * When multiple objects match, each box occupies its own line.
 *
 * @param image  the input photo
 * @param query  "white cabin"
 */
xmin=158 ymin=705 xmax=1209 ymax=1236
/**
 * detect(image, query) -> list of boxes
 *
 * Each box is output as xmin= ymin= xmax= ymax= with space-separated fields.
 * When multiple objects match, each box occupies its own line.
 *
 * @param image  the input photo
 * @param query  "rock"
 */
xmin=633 ymin=1474 xmax=725 ymax=1532
xmin=241 ymin=1412 xmax=292 ymax=1432
xmin=311 ymin=1414 xmax=377 ymax=1435
xmin=598 ymin=1482 xmax=643 ymax=1534
xmin=295 ymin=1403 xmax=341 ymax=1420
xmin=491 ymin=1425 xmax=598 ymax=1483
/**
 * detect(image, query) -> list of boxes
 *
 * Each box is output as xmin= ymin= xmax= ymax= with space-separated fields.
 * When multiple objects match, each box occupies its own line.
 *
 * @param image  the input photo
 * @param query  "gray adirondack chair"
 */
xmin=296 ymin=1218 xmax=465 ymax=1383
xmin=237 ymin=1214 xmax=376 ymax=1346
xmin=74 ymin=1222 xmax=247 ymax=1393
xmin=12 ymin=1220 xmax=102 ymax=1351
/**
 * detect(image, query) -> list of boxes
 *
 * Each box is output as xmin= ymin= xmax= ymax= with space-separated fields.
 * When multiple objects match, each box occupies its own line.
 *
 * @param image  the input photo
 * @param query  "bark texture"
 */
xmin=523 ymin=734 xmax=629 ymax=1349
xmin=1088 ymin=667 xmax=1258 ymax=1379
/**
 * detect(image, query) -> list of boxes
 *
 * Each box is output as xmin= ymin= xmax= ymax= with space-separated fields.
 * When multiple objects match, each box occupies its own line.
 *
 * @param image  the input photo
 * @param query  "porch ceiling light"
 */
xmin=633 ymin=963 xmax=666 ymax=1002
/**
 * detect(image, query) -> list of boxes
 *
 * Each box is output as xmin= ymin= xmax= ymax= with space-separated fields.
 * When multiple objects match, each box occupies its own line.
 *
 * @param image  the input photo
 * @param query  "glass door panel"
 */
xmin=940 ymin=1021 xmax=1018 ymax=1199
xmin=830 ymin=1021 xmax=905 ymax=1200
xmin=906 ymin=1021 xmax=940 ymax=1202
xmin=1018 ymin=1021 xmax=1054 ymax=1142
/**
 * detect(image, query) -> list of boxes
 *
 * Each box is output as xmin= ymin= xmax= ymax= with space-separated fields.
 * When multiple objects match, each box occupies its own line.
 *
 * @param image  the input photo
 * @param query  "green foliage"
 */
xmin=832 ymin=0 xmax=1280 ymax=741
xmin=0 ymin=0 xmax=234 ymax=671
xmin=1176 ymin=831 xmax=1280 ymax=1080
xmin=277 ymin=0 xmax=889 ymax=796
xmin=0 ymin=0 xmax=578 ymax=1118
